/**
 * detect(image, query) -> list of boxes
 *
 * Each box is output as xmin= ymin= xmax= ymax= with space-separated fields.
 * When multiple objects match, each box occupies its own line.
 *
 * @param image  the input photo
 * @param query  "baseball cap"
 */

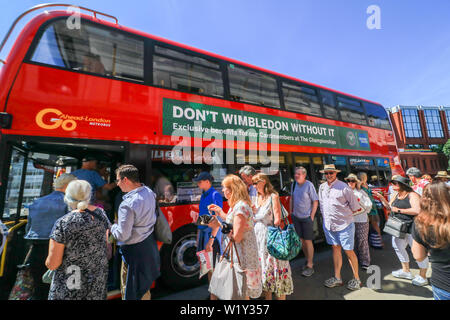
xmin=193 ymin=172 xmax=214 ymax=182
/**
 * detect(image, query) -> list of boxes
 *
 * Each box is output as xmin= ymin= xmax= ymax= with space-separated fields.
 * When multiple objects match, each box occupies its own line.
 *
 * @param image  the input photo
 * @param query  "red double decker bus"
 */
xmin=0 ymin=4 xmax=403 ymax=298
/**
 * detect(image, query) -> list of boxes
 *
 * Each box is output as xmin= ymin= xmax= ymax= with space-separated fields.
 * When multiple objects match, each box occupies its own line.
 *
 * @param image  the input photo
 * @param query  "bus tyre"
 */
xmin=160 ymin=224 xmax=202 ymax=290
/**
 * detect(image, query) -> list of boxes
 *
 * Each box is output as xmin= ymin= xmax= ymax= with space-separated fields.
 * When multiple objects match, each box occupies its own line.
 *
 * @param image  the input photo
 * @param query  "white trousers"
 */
xmin=392 ymin=235 xmax=429 ymax=269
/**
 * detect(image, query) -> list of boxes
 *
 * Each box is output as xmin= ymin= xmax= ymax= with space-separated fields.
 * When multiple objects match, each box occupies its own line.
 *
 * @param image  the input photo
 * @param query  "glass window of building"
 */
xmin=228 ymin=64 xmax=280 ymax=108
xmin=282 ymin=82 xmax=322 ymax=116
xmin=424 ymin=109 xmax=444 ymax=138
xmin=406 ymin=144 xmax=424 ymax=149
xmin=445 ymin=110 xmax=450 ymax=131
xmin=401 ymin=108 xmax=422 ymax=138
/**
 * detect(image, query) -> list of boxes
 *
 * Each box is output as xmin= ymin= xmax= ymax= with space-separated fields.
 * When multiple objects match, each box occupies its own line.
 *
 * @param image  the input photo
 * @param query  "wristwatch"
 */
xmin=209 ymin=235 xmax=216 ymax=240
xmin=397 ymin=209 xmax=402 ymax=214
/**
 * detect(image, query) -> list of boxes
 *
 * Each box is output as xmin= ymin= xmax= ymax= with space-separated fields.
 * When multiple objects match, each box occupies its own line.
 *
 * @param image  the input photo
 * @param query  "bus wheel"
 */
xmin=160 ymin=224 xmax=201 ymax=290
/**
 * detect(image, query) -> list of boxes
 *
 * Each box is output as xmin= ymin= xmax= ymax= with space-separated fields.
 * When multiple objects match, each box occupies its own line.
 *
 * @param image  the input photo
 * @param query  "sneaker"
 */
xmin=324 ymin=276 xmax=343 ymax=288
xmin=412 ymin=275 xmax=428 ymax=287
xmin=392 ymin=269 xmax=413 ymax=280
xmin=302 ymin=267 xmax=315 ymax=277
xmin=301 ymin=262 xmax=308 ymax=271
xmin=347 ymin=278 xmax=362 ymax=291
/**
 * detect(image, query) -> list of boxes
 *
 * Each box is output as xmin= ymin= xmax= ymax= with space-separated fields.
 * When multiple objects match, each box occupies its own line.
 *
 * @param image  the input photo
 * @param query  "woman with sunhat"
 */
xmin=434 ymin=171 xmax=450 ymax=184
xmin=345 ymin=173 xmax=373 ymax=269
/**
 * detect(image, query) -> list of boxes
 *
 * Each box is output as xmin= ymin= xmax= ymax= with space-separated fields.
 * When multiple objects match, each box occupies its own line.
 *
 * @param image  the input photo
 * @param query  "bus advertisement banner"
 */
xmin=162 ymin=98 xmax=371 ymax=152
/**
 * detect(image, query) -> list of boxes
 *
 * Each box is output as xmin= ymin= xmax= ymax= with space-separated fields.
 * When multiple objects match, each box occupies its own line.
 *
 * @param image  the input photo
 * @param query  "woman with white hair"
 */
xmin=23 ymin=173 xmax=76 ymax=300
xmin=45 ymin=179 xmax=111 ymax=300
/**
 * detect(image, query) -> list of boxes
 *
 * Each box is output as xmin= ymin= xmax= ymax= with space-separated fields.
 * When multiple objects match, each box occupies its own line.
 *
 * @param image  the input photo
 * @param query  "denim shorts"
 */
xmin=323 ymin=223 xmax=355 ymax=251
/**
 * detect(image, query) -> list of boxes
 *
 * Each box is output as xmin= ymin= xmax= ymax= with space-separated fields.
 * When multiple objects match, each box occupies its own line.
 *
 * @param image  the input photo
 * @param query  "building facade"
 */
xmin=389 ymin=105 xmax=449 ymax=175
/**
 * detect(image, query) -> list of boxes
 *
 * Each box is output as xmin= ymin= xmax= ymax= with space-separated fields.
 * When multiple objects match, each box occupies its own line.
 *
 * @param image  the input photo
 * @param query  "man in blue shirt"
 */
xmin=192 ymin=172 xmax=223 ymax=284
xmin=71 ymin=156 xmax=116 ymax=202
xmin=111 ymin=164 xmax=160 ymax=300
xmin=24 ymin=173 xmax=77 ymax=299
xmin=290 ymin=166 xmax=319 ymax=277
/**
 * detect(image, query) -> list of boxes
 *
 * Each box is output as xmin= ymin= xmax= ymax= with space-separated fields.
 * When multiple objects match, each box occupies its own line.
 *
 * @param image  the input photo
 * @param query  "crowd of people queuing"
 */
xmin=10 ymin=155 xmax=450 ymax=300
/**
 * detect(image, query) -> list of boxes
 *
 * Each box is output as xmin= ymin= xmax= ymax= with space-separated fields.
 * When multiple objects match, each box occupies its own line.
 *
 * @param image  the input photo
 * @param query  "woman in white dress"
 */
xmin=252 ymin=173 xmax=293 ymax=300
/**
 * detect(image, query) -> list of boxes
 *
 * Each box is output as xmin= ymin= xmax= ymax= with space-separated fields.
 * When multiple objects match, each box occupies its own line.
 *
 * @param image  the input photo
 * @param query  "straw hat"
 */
xmin=435 ymin=171 xmax=450 ymax=179
xmin=320 ymin=164 xmax=341 ymax=173
xmin=344 ymin=173 xmax=360 ymax=182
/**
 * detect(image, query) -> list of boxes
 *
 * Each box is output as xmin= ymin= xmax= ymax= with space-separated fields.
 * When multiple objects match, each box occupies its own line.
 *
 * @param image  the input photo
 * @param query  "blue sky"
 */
xmin=1 ymin=0 xmax=450 ymax=109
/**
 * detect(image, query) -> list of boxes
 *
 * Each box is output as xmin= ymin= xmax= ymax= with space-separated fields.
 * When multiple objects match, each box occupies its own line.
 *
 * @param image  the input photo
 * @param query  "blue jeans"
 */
xmin=432 ymin=285 xmax=450 ymax=300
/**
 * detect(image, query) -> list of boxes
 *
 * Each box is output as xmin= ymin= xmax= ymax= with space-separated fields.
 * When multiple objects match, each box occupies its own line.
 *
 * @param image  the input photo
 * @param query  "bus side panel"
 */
xmin=5 ymin=64 xmax=393 ymax=159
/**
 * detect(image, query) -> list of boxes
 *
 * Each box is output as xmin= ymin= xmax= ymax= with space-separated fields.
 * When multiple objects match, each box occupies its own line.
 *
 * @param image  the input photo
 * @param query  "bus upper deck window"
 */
xmin=30 ymin=19 xmax=144 ymax=82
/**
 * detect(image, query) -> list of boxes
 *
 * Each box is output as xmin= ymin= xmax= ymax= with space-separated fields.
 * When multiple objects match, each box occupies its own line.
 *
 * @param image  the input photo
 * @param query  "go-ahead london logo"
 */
xmin=35 ymin=108 xmax=111 ymax=131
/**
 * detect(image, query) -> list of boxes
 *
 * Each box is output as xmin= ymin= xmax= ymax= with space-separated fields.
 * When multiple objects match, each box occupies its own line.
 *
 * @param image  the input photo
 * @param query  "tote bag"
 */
xmin=209 ymin=240 xmax=247 ymax=300
xmin=266 ymin=197 xmax=302 ymax=261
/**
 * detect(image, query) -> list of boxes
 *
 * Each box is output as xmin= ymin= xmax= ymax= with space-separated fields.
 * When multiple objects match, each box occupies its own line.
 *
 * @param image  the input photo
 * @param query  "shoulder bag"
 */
xmin=383 ymin=213 xmax=411 ymax=239
xmin=209 ymin=239 xmax=247 ymax=300
xmin=266 ymin=196 xmax=302 ymax=261
xmin=382 ymin=193 xmax=411 ymax=239
xmin=154 ymin=202 xmax=172 ymax=244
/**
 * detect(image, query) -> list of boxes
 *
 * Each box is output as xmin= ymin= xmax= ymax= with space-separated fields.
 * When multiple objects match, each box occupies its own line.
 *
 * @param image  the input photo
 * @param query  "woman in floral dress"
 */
xmin=207 ymin=174 xmax=262 ymax=300
xmin=46 ymin=180 xmax=110 ymax=300
xmin=252 ymin=173 xmax=293 ymax=300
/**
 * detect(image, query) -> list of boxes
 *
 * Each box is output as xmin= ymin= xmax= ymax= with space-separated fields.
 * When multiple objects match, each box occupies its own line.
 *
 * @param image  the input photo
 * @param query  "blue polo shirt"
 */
xmin=72 ymin=169 xmax=106 ymax=201
xmin=198 ymin=187 xmax=223 ymax=231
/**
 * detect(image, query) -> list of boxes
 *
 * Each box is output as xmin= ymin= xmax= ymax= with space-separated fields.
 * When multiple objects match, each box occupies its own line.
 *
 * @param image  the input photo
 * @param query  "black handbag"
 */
xmin=383 ymin=213 xmax=411 ymax=239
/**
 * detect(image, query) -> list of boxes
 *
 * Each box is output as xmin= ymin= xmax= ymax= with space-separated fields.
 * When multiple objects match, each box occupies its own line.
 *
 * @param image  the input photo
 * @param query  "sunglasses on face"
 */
xmin=253 ymin=181 xmax=263 ymax=185
xmin=347 ymin=180 xmax=357 ymax=183
xmin=324 ymin=172 xmax=336 ymax=176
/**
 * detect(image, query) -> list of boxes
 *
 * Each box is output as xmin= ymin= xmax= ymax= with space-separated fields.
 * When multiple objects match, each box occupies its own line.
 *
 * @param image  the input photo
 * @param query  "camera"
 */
xmin=221 ymin=222 xmax=233 ymax=234
xmin=195 ymin=214 xmax=215 ymax=226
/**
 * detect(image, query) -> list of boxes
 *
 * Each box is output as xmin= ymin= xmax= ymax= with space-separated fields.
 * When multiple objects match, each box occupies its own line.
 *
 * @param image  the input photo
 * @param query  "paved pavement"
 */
xmin=156 ymin=234 xmax=434 ymax=300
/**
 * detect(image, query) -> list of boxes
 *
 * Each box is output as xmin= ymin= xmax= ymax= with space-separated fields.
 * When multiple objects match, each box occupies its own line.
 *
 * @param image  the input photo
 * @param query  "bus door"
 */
xmin=0 ymin=137 xmax=126 ymax=298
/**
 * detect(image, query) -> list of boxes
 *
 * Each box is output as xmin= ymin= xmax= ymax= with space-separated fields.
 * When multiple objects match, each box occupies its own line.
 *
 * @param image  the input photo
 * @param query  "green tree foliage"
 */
xmin=443 ymin=139 xmax=450 ymax=170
